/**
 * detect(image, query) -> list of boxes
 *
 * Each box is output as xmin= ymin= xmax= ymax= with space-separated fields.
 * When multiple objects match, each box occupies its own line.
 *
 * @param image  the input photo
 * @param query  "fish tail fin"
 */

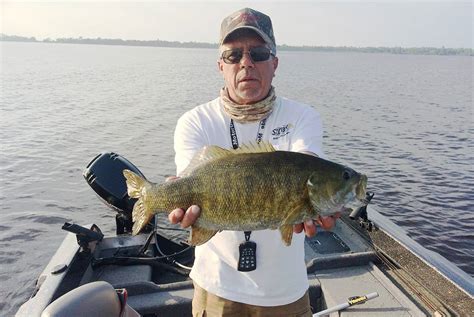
xmin=123 ymin=169 xmax=154 ymax=235
xmin=131 ymin=197 xmax=154 ymax=235
xmin=123 ymin=169 xmax=146 ymax=199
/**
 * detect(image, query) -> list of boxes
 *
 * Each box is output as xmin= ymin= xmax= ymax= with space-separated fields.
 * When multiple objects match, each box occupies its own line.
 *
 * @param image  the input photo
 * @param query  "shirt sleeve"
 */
xmin=174 ymin=111 xmax=208 ymax=176
xmin=290 ymin=107 xmax=325 ymax=158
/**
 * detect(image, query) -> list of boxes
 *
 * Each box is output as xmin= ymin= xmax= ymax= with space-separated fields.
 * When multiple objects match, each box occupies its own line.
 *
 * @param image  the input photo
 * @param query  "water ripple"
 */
xmin=1 ymin=43 xmax=473 ymax=315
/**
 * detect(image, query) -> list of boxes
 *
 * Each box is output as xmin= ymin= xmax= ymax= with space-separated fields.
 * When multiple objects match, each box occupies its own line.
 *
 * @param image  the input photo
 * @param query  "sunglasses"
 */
xmin=221 ymin=47 xmax=274 ymax=64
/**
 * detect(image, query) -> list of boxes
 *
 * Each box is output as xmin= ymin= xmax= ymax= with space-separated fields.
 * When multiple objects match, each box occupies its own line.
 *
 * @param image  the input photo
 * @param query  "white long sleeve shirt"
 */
xmin=174 ymin=96 xmax=324 ymax=306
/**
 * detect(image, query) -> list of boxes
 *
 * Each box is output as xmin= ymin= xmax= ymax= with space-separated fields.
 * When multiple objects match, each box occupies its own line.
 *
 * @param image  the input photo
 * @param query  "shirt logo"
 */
xmin=272 ymin=123 xmax=293 ymax=139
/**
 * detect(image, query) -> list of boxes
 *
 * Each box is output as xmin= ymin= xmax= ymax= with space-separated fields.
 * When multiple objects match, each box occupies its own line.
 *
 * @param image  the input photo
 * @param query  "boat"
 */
xmin=16 ymin=153 xmax=474 ymax=316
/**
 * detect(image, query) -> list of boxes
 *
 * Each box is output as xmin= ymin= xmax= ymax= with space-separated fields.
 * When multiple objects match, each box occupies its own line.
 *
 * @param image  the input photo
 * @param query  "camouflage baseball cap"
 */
xmin=220 ymin=8 xmax=276 ymax=53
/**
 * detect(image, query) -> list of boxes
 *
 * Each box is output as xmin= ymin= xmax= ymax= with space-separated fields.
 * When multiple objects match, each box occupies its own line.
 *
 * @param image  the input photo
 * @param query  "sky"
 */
xmin=1 ymin=1 xmax=473 ymax=48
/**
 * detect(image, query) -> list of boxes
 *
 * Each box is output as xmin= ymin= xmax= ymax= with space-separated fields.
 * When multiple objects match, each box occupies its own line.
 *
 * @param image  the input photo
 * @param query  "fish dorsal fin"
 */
xmin=232 ymin=141 xmax=276 ymax=154
xmin=180 ymin=142 xmax=275 ymax=177
xmin=180 ymin=145 xmax=231 ymax=177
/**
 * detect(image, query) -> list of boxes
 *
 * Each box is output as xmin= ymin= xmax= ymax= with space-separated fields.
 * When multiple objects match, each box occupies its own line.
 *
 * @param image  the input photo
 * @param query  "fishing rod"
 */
xmin=312 ymin=292 xmax=379 ymax=316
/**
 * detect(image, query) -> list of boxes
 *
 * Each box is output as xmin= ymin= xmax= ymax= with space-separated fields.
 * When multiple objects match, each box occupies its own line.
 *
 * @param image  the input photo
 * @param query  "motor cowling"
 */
xmin=83 ymin=152 xmax=146 ymax=233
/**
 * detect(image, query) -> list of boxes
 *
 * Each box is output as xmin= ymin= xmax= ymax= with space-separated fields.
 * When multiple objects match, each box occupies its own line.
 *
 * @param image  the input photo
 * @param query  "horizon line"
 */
xmin=2 ymin=33 xmax=472 ymax=50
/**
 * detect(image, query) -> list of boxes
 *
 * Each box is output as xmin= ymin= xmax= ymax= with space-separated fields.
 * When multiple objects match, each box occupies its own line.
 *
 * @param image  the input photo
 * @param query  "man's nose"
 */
xmin=240 ymin=52 xmax=255 ymax=68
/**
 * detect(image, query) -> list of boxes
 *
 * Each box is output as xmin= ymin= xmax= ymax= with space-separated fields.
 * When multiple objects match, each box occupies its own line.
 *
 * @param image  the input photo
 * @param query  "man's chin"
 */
xmin=235 ymin=91 xmax=265 ymax=104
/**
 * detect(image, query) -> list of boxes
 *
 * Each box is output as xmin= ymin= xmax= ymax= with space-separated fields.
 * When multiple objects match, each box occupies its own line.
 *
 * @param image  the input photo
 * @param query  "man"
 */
xmin=168 ymin=8 xmax=338 ymax=316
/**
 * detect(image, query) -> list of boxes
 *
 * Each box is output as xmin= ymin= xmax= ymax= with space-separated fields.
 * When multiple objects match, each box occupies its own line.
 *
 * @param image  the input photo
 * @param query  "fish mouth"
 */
xmin=316 ymin=174 xmax=369 ymax=217
xmin=320 ymin=202 xmax=364 ymax=218
xmin=342 ymin=199 xmax=367 ymax=212
xmin=341 ymin=176 xmax=369 ymax=212
xmin=340 ymin=206 xmax=354 ymax=213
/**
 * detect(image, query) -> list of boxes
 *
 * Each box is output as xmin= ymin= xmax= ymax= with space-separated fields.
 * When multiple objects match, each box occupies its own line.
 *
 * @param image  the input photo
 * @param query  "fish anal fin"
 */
xmin=188 ymin=225 xmax=218 ymax=246
xmin=279 ymin=225 xmax=294 ymax=246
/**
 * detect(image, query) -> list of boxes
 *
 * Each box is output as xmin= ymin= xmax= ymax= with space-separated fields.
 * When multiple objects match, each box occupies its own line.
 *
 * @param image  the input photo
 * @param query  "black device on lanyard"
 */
xmin=230 ymin=118 xmax=266 ymax=272
xmin=238 ymin=231 xmax=257 ymax=272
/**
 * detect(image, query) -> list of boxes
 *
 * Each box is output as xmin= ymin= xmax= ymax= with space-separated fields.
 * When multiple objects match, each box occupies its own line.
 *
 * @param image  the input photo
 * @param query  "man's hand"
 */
xmin=293 ymin=213 xmax=341 ymax=237
xmin=165 ymin=176 xmax=201 ymax=228
xmin=168 ymin=205 xmax=201 ymax=228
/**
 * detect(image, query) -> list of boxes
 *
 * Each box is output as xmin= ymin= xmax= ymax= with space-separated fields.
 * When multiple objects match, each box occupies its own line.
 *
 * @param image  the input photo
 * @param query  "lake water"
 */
xmin=1 ymin=42 xmax=473 ymax=315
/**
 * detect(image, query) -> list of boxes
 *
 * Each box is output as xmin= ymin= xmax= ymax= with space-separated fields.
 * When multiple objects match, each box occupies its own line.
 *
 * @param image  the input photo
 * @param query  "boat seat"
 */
xmin=41 ymin=281 xmax=140 ymax=317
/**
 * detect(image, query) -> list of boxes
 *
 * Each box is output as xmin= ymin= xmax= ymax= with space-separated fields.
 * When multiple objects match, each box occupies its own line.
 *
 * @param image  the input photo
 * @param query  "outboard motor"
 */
xmin=82 ymin=152 xmax=194 ymax=273
xmin=83 ymin=152 xmax=147 ymax=234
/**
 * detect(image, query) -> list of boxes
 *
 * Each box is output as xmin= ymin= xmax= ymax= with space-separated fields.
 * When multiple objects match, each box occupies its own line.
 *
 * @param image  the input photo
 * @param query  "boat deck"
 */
xmin=17 ymin=209 xmax=474 ymax=316
xmin=305 ymin=219 xmax=426 ymax=316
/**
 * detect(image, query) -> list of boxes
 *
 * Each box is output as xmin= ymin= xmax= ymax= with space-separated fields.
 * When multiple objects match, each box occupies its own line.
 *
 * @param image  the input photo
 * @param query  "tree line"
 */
xmin=1 ymin=34 xmax=472 ymax=56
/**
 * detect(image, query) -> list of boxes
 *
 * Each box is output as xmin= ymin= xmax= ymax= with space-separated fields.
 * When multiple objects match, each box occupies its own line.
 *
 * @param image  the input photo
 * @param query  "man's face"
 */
xmin=218 ymin=33 xmax=278 ymax=105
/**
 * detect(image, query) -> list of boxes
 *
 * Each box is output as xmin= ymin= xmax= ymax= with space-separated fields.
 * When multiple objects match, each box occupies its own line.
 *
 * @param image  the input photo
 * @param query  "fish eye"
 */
xmin=342 ymin=170 xmax=352 ymax=180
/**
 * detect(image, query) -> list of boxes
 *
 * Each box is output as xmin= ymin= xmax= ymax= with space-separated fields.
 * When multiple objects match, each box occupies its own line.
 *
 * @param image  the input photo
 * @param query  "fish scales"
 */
xmin=139 ymin=152 xmax=312 ymax=228
xmin=124 ymin=142 xmax=368 ymax=246
xmin=186 ymin=151 xmax=314 ymax=230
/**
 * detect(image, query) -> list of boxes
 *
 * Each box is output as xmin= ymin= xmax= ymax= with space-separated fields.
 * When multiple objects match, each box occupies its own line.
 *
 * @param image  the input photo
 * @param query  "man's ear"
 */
xmin=272 ymin=56 xmax=279 ymax=72
xmin=217 ymin=59 xmax=224 ymax=73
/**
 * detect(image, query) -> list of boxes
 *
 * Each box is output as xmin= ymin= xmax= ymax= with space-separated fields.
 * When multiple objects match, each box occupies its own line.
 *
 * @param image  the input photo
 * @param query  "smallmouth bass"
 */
xmin=124 ymin=142 xmax=368 ymax=246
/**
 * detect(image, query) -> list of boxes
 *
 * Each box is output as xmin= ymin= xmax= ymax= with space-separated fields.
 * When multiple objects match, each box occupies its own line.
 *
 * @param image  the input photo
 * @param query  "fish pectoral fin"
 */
xmin=279 ymin=225 xmax=294 ymax=246
xmin=282 ymin=203 xmax=309 ymax=224
xmin=188 ymin=226 xmax=218 ymax=246
xmin=279 ymin=204 xmax=310 ymax=246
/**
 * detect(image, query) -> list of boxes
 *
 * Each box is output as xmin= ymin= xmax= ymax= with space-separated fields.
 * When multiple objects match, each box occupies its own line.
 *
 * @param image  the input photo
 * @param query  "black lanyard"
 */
xmin=229 ymin=118 xmax=267 ymax=242
xmin=229 ymin=118 xmax=267 ymax=149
